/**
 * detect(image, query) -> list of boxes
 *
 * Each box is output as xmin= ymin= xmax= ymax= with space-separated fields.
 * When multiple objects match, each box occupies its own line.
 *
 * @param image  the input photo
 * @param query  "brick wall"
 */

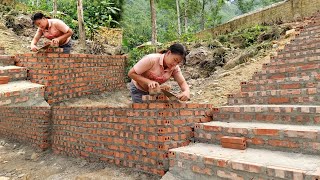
xmin=52 ymin=100 xmax=212 ymax=176
xmin=197 ymin=0 xmax=320 ymax=38
xmin=0 ymin=107 xmax=51 ymax=149
xmin=15 ymin=48 xmax=127 ymax=104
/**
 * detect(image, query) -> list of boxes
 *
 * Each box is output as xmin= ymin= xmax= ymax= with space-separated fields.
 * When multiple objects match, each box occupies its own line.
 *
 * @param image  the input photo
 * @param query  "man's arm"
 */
xmin=30 ymin=29 xmax=42 ymax=51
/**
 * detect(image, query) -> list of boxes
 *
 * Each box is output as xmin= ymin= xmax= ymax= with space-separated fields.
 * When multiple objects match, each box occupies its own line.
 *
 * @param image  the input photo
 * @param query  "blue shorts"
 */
xmin=129 ymin=82 xmax=148 ymax=103
xmin=60 ymin=40 xmax=72 ymax=53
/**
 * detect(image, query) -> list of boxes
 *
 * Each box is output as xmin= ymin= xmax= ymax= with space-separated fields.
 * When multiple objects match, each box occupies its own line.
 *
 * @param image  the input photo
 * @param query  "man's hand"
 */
xmin=147 ymin=81 xmax=160 ymax=89
xmin=31 ymin=44 xmax=39 ymax=52
xmin=51 ymin=38 xmax=60 ymax=46
xmin=148 ymin=81 xmax=160 ymax=94
xmin=177 ymin=91 xmax=190 ymax=101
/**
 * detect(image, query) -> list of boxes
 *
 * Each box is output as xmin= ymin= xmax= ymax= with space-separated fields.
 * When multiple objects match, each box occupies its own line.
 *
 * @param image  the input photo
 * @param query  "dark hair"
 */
xmin=160 ymin=43 xmax=187 ymax=63
xmin=31 ymin=12 xmax=50 ymax=24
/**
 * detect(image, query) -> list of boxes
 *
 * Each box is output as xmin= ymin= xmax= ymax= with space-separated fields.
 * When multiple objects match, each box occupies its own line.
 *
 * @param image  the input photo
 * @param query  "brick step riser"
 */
xmin=302 ymin=22 xmax=320 ymax=29
xmin=269 ymin=54 xmax=320 ymax=63
xmin=241 ymin=82 xmax=319 ymax=92
xmin=0 ymin=56 xmax=15 ymax=66
xmin=212 ymin=112 xmax=320 ymax=126
xmin=273 ymin=51 xmax=320 ymax=61
xmin=292 ymin=33 xmax=320 ymax=40
xmin=0 ymin=69 xmax=28 ymax=81
xmin=276 ymin=45 xmax=320 ymax=56
xmin=281 ymin=43 xmax=320 ymax=53
xmin=293 ymin=26 xmax=320 ymax=35
xmin=0 ymin=87 xmax=45 ymax=106
xmin=262 ymin=61 xmax=320 ymax=72
xmin=276 ymin=48 xmax=320 ymax=57
xmin=168 ymin=150 xmax=319 ymax=180
xmin=247 ymin=75 xmax=319 ymax=86
xmin=252 ymin=70 xmax=320 ymax=81
xmin=291 ymin=33 xmax=320 ymax=41
xmin=283 ymin=39 xmax=320 ymax=47
xmin=267 ymin=57 xmax=320 ymax=68
xmin=227 ymin=95 xmax=318 ymax=105
xmin=194 ymin=126 xmax=320 ymax=155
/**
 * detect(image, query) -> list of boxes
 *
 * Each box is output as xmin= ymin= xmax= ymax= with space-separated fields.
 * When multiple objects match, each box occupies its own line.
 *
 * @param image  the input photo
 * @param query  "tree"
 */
xmin=77 ymin=0 xmax=85 ymax=48
xmin=150 ymin=0 xmax=157 ymax=45
xmin=84 ymin=0 xmax=120 ymax=40
xmin=183 ymin=0 xmax=188 ymax=33
xmin=236 ymin=0 xmax=255 ymax=14
xmin=206 ymin=0 xmax=225 ymax=28
xmin=176 ymin=0 xmax=181 ymax=36
xmin=53 ymin=0 xmax=57 ymax=17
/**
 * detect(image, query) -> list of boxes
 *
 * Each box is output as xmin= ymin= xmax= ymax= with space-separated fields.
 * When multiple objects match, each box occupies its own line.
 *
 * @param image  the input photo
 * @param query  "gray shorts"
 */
xmin=129 ymin=82 xmax=148 ymax=103
xmin=60 ymin=40 xmax=72 ymax=53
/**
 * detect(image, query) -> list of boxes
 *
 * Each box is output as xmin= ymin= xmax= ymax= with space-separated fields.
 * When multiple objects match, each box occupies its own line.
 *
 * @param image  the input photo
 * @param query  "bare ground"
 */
xmin=0 ymin=139 xmax=159 ymax=180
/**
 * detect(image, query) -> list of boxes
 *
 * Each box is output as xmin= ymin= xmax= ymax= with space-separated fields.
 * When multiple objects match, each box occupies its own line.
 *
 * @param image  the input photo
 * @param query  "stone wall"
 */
xmin=196 ymin=0 xmax=320 ymax=38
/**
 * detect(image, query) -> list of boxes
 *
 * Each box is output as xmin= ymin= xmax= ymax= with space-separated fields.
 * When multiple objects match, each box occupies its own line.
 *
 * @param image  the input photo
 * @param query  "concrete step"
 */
xmin=195 ymin=121 xmax=320 ymax=155
xmin=0 ymin=81 xmax=47 ymax=106
xmin=0 ymin=55 xmax=15 ymax=66
xmin=212 ymin=105 xmax=320 ymax=126
xmin=227 ymin=87 xmax=320 ymax=105
xmin=168 ymin=143 xmax=320 ymax=180
xmin=0 ymin=66 xmax=28 ymax=81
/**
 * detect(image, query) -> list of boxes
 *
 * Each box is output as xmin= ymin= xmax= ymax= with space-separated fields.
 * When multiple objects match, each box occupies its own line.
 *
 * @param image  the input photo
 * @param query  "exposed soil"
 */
xmin=0 ymin=139 xmax=159 ymax=180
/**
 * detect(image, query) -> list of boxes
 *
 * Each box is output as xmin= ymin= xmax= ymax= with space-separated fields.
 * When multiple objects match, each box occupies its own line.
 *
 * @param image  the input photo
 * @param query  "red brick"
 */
xmin=253 ymin=129 xmax=279 ymax=136
xmin=221 ymin=142 xmax=247 ymax=150
xmin=268 ymin=97 xmax=290 ymax=104
xmin=221 ymin=136 xmax=246 ymax=144
xmin=192 ymin=165 xmax=212 ymax=175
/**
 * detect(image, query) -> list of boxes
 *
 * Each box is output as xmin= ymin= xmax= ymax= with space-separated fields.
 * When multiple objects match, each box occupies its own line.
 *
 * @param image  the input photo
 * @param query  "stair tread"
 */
xmin=0 ymin=81 xmax=44 ymax=93
xmin=171 ymin=143 xmax=320 ymax=173
xmin=201 ymin=121 xmax=320 ymax=130
xmin=0 ymin=66 xmax=26 ymax=70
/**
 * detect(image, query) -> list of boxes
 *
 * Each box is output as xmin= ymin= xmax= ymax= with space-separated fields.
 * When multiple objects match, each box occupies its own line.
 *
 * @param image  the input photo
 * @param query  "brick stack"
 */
xmin=167 ymin=13 xmax=320 ymax=180
xmin=15 ymin=47 xmax=127 ymax=104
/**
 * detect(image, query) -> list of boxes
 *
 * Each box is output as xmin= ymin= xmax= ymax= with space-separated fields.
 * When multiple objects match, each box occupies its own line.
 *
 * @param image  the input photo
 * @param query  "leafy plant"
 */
xmin=84 ymin=0 xmax=120 ymax=40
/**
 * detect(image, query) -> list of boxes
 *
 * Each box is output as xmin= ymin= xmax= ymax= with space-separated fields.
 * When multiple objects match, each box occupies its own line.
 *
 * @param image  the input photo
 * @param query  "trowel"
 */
xmin=161 ymin=89 xmax=179 ymax=101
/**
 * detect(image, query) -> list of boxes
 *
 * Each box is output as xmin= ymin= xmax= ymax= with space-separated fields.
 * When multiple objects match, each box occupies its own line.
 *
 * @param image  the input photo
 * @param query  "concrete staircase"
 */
xmin=165 ymin=13 xmax=320 ymax=180
xmin=0 ymin=51 xmax=48 ymax=107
